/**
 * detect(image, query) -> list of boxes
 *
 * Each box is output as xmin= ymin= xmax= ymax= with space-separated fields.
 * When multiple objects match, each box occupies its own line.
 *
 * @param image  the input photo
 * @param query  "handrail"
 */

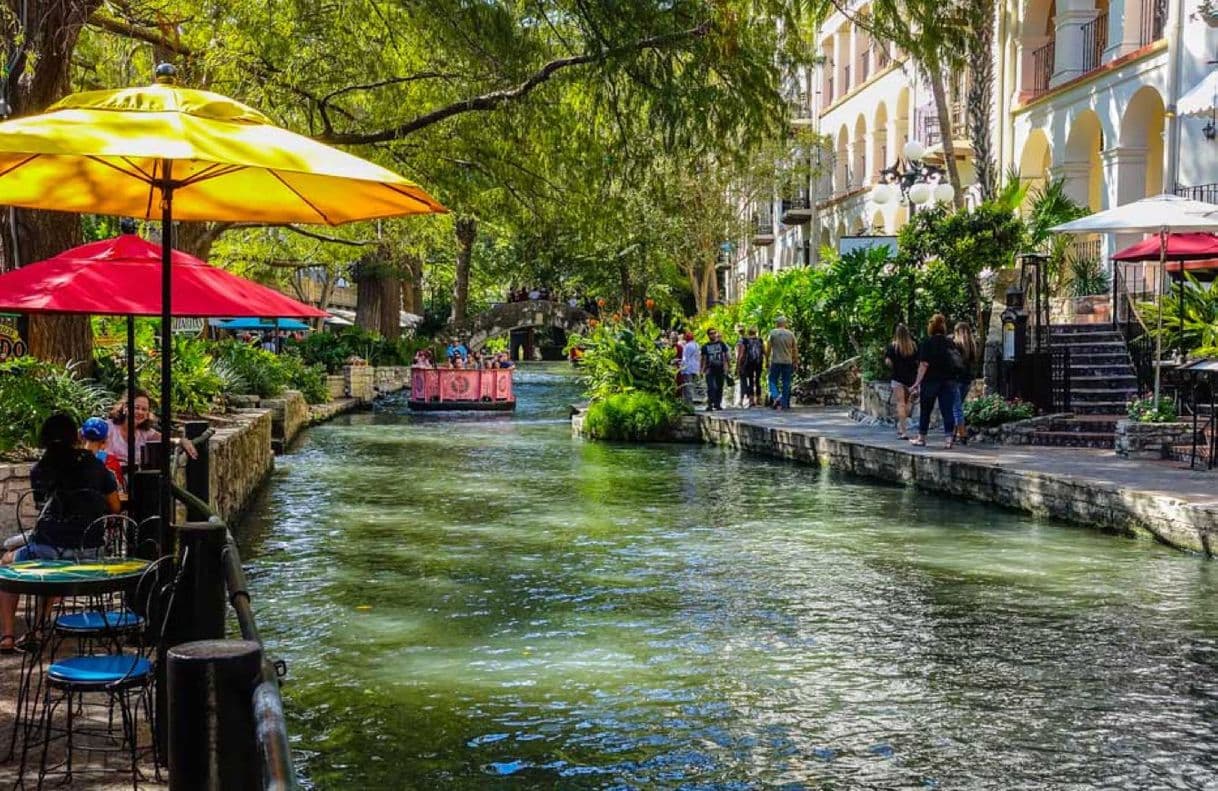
xmin=169 ymin=481 xmax=297 ymax=790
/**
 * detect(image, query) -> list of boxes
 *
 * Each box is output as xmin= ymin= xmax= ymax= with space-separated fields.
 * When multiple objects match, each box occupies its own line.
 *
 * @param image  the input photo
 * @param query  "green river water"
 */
xmin=241 ymin=365 xmax=1218 ymax=790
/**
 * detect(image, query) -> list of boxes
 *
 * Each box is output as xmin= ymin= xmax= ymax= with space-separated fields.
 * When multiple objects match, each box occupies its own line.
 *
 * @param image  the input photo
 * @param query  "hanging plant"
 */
xmin=1200 ymin=0 xmax=1218 ymax=27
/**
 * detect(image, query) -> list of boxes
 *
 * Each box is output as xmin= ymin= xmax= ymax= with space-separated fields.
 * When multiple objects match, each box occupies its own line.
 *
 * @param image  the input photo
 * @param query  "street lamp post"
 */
xmin=868 ymin=139 xmax=955 ymax=323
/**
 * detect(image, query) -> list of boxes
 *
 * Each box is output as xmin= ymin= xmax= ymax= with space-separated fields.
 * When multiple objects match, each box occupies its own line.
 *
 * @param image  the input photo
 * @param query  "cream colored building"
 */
xmin=725 ymin=0 xmax=1218 ymax=300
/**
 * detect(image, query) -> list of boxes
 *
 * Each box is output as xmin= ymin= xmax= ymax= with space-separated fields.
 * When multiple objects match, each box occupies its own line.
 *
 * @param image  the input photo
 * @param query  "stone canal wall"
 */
xmin=0 ymin=364 xmax=410 ymax=533
xmin=571 ymin=408 xmax=1218 ymax=555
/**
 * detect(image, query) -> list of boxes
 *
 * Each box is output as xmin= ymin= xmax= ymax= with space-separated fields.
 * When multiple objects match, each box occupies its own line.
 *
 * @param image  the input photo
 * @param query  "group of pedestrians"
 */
xmin=883 ymin=313 xmax=978 ymax=449
xmin=672 ymin=317 xmax=799 ymax=411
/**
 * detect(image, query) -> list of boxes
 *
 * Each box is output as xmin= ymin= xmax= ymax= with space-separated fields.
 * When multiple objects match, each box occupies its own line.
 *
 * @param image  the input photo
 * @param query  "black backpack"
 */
xmin=745 ymin=338 xmax=764 ymax=365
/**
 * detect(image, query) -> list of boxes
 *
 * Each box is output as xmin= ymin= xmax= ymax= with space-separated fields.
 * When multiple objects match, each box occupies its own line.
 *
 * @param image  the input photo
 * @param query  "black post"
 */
xmin=130 ymin=470 xmax=161 ymax=558
xmin=175 ymin=521 xmax=227 ymax=641
xmin=184 ymin=421 xmax=210 ymax=523
xmin=168 ymin=639 xmax=263 ymax=791
xmin=159 ymin=161 xmax=176 ymax=564
xmin=126 ymin=315 xmax=137 ymax=514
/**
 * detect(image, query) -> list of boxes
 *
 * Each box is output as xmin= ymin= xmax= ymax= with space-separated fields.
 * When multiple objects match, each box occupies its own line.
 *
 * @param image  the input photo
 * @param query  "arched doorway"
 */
xmin=873 ymin=102 xmax=889 ymax=173
xmin=1117 ymin=86 xmax=1166 ymax=203
xmin=853 ymin=114 xmax=869 ymax=189
xmin=1061 ymin=109 xmax=1104 ymax=211
xmin=1018 ymin=129 xmax=1053 ymax=207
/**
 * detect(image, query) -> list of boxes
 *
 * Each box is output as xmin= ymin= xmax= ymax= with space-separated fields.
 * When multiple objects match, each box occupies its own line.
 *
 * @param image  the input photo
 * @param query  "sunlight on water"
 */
xmin=241 ymin=364 xmax=1218 ymax=789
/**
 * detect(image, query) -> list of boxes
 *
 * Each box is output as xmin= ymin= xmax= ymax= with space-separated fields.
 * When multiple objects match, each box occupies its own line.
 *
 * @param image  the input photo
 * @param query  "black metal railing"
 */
xmin=826 ymin=74 xmax=835 ymax=103
xmin=842 ymin=64 xmax=852 ymax=94
xmin=1176 ymin=183 xmax=1218 ymax=204
xmin=1052 ymin=346 xmax=1073 ymax=412
xmin=1068 ymin=236 xmax=1103 ymax=265
xmin=1183 ymin=378 xmax=1216 ymax=469
xmin=1031 ymin=40 xmax=1055 ymax=98
xmin=1141 ymin=0 xmax=1169 ymax=45
xmin=1113 ymin=262 xmax=1157 ymax=396
xmin=781 ymin=191 xmax=811 ymax=214
xmin=1081 ymin=12 xmax=1108 ymax=74
xmin=753 ymin=212 xmax=774 ymax=236
xmin=858 ymin=49 xmax=871 ymax=83
xmin=169 ymin=481 xmax=298 ymax=790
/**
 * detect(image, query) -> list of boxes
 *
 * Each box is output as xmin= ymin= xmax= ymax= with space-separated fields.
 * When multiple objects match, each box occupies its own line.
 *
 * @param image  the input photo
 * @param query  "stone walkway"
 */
xmin=694 ymin=406 xmax=1218 ymax=554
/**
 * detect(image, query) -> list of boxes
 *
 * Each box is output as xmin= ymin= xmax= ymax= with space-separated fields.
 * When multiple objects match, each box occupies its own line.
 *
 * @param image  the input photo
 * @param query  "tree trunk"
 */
xmin=355 ymin=262 xmax=383 ymax=334
xmin=402 ymin=253 xmax=425 ymax=315
xmin=451 ymin=216 xmax=477 ymax=323
xmin=174 ymin=222 xmax=231 ymax=260
xmin=378 ymin=273 xmax=402 ymax=341
xmin=3 ymin=0 xmax=104 ymax=368
xmin=928 ymin=73 xmax=966 ymax=210
xmin=967 ymin=0 xmax=997 ymax=202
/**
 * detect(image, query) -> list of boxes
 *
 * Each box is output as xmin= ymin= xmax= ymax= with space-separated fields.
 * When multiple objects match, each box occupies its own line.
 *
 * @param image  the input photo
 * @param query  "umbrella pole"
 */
xmin=1154 ymin=229 xmax=1165 ymax=404
xmin=126 ymin=315 xmax=136 ymax=514
xmin=159 ymin=163 xmax=175 ymax=553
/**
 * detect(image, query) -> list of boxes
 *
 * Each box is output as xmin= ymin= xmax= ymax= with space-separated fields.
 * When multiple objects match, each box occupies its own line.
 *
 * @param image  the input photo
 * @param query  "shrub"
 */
xmin=1066 ymin=254 xmax=1110 ymax=297
xmin=286 ymin=328 xmax=431 ymax=372
xmin=277 ymin=354 xmax=330 ymax=404
xmin=0 ymin=359 xmax=113 ymax=457
xmin=566 ymin=315 xmax=675 ymax=399
xmin=213 ymin=341 xmax=289 ymax=398
xmin=137 ymin=336 xmax=233 ymax=416
xmin=964 ymin=393 xmax=1035 ymax=427
xmin=1127 ymin=397 xmax=1178 ymax=423
xmin=582 ymin=392 xmax=685 ymax=441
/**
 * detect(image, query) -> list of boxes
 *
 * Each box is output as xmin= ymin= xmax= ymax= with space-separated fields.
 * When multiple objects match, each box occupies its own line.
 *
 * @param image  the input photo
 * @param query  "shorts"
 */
xmin=12 ymin=543 xmax=101 ymax=562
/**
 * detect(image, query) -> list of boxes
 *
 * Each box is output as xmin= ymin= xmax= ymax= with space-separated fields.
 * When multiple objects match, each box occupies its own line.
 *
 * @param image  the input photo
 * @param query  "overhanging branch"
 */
xmin=317 ymin=20 xmax=712 ymax=145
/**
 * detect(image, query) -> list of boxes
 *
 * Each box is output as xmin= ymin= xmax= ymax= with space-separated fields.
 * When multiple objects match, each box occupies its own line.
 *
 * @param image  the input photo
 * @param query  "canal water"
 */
xmin=242 ymin=365 xmax=1218 ymax=790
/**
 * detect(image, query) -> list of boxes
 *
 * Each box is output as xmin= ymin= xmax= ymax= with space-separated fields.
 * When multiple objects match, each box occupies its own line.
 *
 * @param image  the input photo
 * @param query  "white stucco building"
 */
xmin=724 ymin=0 xmax=1218 ymax=301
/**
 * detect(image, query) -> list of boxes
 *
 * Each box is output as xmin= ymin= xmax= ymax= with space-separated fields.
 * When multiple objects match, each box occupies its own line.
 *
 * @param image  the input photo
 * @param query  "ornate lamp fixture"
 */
xmin=869 ymin=140 xmax=954 ymax=210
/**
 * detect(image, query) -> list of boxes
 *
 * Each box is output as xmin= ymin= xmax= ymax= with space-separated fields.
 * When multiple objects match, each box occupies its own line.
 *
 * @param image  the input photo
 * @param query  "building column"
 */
xmin=1102 ymin=0 xmax=1140 ymax=59
xmin=1050 ymin=160 xmax=1094 ymax=207
xmin=1051 ymin=7 xmax=1099 ymax=86
xmin=1103 ymin=145 xmax=1149 ymax=252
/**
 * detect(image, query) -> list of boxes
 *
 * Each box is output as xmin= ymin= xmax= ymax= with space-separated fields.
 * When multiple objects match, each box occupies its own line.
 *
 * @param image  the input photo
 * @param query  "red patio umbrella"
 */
xmin=0 ymin=230 xmax=326 ymax=517
xmin=1112 ymin=232 xmax=1218 ymax=262
xmin=0 ymin=231 xmax=327 ymax=318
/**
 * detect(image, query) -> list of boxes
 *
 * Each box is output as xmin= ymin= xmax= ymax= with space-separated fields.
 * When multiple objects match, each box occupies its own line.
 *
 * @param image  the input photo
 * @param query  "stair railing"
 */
xmin=1113 ymin=262 xmax=1156 ymax=397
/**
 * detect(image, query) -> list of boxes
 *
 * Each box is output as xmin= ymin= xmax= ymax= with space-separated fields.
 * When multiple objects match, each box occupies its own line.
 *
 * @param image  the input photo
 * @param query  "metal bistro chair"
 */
xmin=51 ymin=516 xmax=145 ymax=655
xmin=36 ymin=555 xmax=178 ymax=789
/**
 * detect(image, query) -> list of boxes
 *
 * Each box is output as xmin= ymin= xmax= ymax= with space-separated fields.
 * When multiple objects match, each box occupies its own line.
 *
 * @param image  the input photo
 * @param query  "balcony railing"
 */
xmin=877 ymin=47 xmax=891 ymax=70
xmin=1068 ymin=235 xmax=1103 ymax=266
xmin=842 ymin=64 xmax=852 ymax=94
xmin=826 ymin=75 xmax=835 ymax=103
xmin=753 ymin=213 xmax=775 ymax=237
xmin=1140 ymin=0 xmax=1169 ymax=44
xmin=781 ymin=191 xmax=813 ymax=224
xmin=1081 ymin=12 xmax=1108 ymax=74
xmin=858 ymin=49 xmax=871 ymax=83
xmin=1176 ymin=183 xmax=1218 ymax=204
xmin=1031 ymin=39 xmax=1055 ymax=98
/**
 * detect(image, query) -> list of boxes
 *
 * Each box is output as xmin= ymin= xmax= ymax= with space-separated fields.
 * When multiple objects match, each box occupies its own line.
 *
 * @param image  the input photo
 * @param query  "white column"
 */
xmin=1051 ymin=160 xmax=1093 ymax=206
xmin=1051 ymin=7 xmax=1098 ymax=86
xmin=1103 ymin=145 xmax=1149 ymax=251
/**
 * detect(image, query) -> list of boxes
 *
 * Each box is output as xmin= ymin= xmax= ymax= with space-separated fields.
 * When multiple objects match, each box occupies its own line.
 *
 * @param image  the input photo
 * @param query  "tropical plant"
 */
xmin=566 ymin=316 xmax=676 ymax=400
xmin=582 ymin=391 xmax=686 ymax=441
xmin=276 ymin=354 xmax=330 ymax=405
xmin=1127 ymin=396 xmax=1178 ymax=423
xmin=1065 ymin=254 xmax=1111 ymax=297
xmin=213 ymin=341 xmax=290 ymax=398
xmin=136 ymin=336 xmax=235 ymax=417
xmin=1138 ymin=272 xmax=1218 ymax=357
xmin=963 ymin=394 xmax=1035 ymax=427
xmin=0 ymin=358 xmax=113 ymax=457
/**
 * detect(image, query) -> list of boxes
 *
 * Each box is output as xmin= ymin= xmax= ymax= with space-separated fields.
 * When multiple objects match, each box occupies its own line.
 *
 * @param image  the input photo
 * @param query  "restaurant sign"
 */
xmin=171 ymin=317 xmax=206 ymax=334
xmin=0 ymin=316 xmax=27 ymax=362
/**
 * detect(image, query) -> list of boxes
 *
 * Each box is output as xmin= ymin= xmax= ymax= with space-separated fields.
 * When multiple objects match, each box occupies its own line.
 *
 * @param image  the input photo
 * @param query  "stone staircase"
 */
xmin=1026 ymin=324 xmax=1138 ymax=449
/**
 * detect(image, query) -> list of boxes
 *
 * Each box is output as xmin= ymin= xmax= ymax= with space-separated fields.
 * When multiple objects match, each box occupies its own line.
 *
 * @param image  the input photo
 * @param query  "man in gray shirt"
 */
xmin=766 ymin=316 xmax=798 ymax=410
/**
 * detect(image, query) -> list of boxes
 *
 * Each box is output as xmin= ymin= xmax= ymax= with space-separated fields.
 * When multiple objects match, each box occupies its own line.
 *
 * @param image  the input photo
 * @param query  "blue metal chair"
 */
xmin=36 ymin=555 xmax=177 ymax=789
xmin=52 ymin=516 xmax=145 ymax=653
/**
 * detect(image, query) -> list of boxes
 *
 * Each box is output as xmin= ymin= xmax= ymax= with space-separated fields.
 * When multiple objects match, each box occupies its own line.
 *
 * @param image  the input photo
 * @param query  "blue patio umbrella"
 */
xmin=215 ymin=317 xmax=310 ymax=331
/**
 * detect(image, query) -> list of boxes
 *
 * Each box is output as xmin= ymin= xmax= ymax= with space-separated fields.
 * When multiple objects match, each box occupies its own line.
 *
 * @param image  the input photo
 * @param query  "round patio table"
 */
xmin=0 ymin=557 xmax=150 ymax=779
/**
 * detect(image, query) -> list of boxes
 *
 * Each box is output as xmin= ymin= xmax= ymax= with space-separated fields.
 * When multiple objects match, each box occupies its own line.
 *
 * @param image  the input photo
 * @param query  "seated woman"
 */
xmin=103 ymin=388 xmax=196 ymax=469
xmin=0 ymin=414 xmax=120 ymax=653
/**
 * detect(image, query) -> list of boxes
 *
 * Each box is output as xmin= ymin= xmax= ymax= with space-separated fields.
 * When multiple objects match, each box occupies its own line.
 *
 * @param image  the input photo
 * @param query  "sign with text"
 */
xmin=171 ymin=317 xmax=206 ymax=335
xmin=0 ymin=318 xmax=27 ymax=362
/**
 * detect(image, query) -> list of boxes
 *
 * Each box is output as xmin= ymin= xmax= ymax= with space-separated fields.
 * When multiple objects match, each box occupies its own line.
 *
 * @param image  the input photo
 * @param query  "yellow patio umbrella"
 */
xmin=0 ymin=64 xmax=446 ymax=532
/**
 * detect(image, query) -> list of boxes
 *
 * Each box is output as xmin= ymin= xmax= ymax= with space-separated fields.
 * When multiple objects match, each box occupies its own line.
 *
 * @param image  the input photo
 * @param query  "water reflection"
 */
xmin=241 ymin=364 xmax=1218 ymax=789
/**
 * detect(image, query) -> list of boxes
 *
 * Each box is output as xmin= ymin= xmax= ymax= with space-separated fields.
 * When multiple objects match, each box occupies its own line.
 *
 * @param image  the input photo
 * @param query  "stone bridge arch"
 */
xmin=446 ymin=300 xmax=591 ymax=352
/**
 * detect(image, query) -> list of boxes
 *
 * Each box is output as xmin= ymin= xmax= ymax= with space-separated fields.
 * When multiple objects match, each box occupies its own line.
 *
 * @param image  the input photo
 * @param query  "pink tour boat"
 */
xmin=408 ymin=366 xmax=516 ymax=411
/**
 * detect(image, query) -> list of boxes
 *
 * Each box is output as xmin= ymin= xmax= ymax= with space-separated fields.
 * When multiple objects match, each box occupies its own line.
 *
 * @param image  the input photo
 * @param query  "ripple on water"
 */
xmin=242 ymin=366 xmax=1218 ymax=789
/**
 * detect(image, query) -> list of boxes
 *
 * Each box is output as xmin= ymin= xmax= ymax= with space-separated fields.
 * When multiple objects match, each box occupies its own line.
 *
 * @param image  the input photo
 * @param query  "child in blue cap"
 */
xmin=81 ymin=416 xmax=125 ymax=490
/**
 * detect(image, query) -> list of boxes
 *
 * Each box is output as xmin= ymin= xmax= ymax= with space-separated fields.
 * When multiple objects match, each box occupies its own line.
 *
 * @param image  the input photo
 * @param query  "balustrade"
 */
xmin=1140 ymin=0 xmax=1168 ymax=44
xmin=1031 ymin=40 xmax=1055 ymax=98
xmin=1081 ymin=12 xmax=1108 ymax=74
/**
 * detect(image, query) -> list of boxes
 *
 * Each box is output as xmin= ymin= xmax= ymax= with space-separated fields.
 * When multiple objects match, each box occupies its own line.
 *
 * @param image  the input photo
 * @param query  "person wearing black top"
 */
xmin=883 ymin=323 xmax=920 ymax=439
xmin=910 ymin=313 xmax=963 ymax=448
xmin=0 ymin=414 xmax=120 ymax=653
xmin=701 ymin=328 xmax=732 ymax=411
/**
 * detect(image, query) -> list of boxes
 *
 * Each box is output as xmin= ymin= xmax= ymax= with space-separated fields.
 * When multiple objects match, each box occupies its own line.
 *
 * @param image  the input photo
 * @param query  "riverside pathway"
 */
xmin=693 ymin=407 xmax=1218 ymax=555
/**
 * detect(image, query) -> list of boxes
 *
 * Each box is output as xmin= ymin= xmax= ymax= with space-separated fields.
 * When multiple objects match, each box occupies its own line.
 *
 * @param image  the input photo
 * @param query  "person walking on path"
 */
xmin=701 ymin=328 xmax=732 ymax=411
xmin=679 ymin=331 xmax=702 ymax=404
xmin=952 ymin=321 xmax=978 ymax=445
xmin=733 ymin=325 xmax=747 ymax=406
xmin=910 ymin=313 xmax=963 ymax=448
xmin=737 ymin=327 xmax=765 ymax=408
xmin=883 ymin=324 xmax=920 ymax=440
xmin=766 ymin=316 xmax=798 ymax=411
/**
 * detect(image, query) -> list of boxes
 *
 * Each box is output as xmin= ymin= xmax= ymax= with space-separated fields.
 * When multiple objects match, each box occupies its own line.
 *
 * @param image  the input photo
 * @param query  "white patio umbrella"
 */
xmin=1050 ymin=193 xmax=1218 ymax=402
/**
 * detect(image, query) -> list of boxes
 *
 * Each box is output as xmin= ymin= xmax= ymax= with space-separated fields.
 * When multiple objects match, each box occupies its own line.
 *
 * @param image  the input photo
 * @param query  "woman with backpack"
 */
xmin=883 ymin=324 xmax=920 ymax=440
xmin=736 ymin=327 xmax=765 ymax=408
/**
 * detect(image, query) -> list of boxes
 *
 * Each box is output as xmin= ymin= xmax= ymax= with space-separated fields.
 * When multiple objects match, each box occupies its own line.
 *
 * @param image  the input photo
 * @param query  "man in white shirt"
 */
xmin=679 ymin=331 xmax=701 ymax=403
